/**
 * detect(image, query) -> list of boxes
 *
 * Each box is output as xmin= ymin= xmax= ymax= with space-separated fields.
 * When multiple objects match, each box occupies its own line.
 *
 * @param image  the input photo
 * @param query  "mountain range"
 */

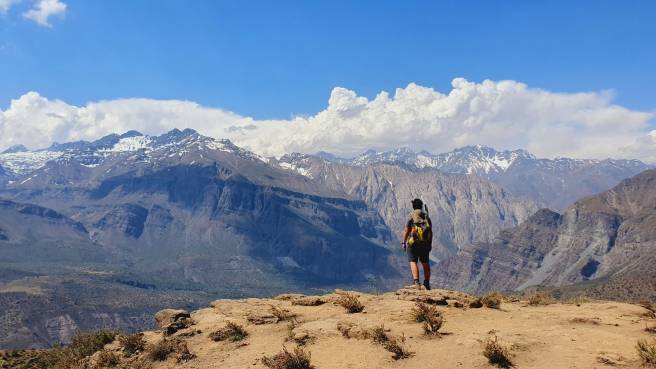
xmin=434 ymin=169 xmax=656 ymax=301
xmin=316 ymin=145 xmax=652 ymax=210
xmin=0 ymin=128 xmax=653 ymax=348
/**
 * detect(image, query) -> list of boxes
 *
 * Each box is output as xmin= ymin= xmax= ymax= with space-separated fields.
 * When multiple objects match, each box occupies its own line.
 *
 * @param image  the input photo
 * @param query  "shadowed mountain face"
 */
xmin=317 ymin=145 xmax=652 ymax=210
xmin=274 ymin=154 xmax=539 ymax=260
xmin=0 ymin=130 xmax=397 ymax=348
xmin=434 ymin=169 xmax=656 ymax=297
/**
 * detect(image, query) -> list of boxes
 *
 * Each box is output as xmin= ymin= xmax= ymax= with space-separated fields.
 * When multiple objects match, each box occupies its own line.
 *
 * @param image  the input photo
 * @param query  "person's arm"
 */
xmin=402 ymin=221 xmax=411 ymax=251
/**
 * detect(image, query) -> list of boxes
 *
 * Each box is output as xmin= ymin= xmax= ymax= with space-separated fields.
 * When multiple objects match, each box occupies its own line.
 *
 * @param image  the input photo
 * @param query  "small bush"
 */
xmin=527 ymin=291 xmax=554 ymax=306
xmin=146 ymin=338 xmax=194 ymax=363
xmin=483 ymin=335 xmax=513 ymax=368
xmin=96 ymin=350 xmax=121 ymax=367
xmin=411 ymin=302 xmax=444 ymax=335
xmin=262 ymin=346 xmax=314 ymax=369
xmin=640 ymin=301 xmax=656 ymax=319
xmin=367 ymin=325 xmax=389 ymax=345
xmin=69 ymin=330 xmax=120 ymax=358
xmin=382 ymin=335 xmax=412 ymax=360
xmin=365 ymin=325 xmax=412 ymax=360
xmin=481 ymin=292 xmax=503 ymax=309
xmin=209 ymin=321 xmax=248 ymax=342
xmin=118 ymin=333 xmax=146 ymax=357
xmin=335 ymin=293 xmax=364 ymax=313
xmin=147 ymin=339 xmax=174 ymax=362
xmin=270 ymin=305 xmax=297 ymax=323
xmin=637 ymin=339 xmax=656 ymax=366
xmin=469 ymin=299 xmax=484 ymax=308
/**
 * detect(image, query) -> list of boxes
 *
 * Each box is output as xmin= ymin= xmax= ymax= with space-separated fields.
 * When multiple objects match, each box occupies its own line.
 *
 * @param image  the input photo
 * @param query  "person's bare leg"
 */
xmin=422 ymin=262 xmax=431 ymax=281
xmin=409 ymin=262 xmax=419 ymax=280
xmin=422 ymin=262 xmax=431 ymax=290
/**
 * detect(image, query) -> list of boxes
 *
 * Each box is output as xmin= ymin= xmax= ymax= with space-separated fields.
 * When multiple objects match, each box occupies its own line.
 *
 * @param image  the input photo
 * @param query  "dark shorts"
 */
xmin=407 ymin=244 xmax=431 ymax=263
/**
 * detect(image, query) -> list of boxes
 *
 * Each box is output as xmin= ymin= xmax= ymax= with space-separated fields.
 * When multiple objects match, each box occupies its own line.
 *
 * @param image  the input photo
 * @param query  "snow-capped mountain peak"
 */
xmin=0 ymin=129 xmax=265 ymax=179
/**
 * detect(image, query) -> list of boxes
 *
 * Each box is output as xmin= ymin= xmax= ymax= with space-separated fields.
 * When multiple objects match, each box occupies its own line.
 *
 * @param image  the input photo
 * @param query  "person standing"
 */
xmin=402 ymin=198 xmax=433 ymax=290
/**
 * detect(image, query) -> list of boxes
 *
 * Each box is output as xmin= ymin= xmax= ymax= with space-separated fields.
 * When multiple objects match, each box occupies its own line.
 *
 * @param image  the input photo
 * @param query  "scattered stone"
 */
xmin=154 ymin=309 xmax=194 ymax=336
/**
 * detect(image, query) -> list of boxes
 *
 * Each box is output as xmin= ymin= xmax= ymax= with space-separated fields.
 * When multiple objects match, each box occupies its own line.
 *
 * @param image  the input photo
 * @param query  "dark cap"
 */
xmin=411 ymin=198 xmax=423 ymax=210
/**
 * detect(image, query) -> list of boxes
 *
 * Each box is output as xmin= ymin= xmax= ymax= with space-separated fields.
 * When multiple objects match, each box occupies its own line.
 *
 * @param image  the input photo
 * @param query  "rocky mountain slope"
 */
xmin=0 ymin=130 xmax=400 ymax=348
xmin=321 ymin=145 xmax=652 ymax=210
xmin=434 ymin=169 xmax=656 ymax=298
xmin=274 ymin=154 xmax=538 ymax=259
xmin=0 ymin=129 xmax=650 ymax=349
xmin=3 ymin=288 xmax=654 ymax=368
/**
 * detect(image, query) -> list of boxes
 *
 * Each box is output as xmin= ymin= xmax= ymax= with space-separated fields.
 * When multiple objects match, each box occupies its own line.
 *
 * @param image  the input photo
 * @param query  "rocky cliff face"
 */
xmin=320 ymin=145 xmax=652 ymax=210
xmin=274 ymin=154 xmax=539 ymax=260
xmin=434 ymin=169 xmax=656 ymax=296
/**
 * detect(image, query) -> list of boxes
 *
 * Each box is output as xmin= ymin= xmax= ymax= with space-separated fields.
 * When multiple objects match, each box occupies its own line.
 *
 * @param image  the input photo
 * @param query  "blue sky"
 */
xmin=1 ymin=0 xmax=655 ymax=119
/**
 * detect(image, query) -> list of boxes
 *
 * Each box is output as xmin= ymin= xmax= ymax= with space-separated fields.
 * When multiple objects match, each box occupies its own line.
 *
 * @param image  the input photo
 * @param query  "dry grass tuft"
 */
xmin=335 ymin=293 xmax=364 ymax=313
xmin=271 ymin=305 xmax=298 ymax=323
xmin=483 ymin=335 xmax=513 ymax=368
xmin=118 ymin=333 xmax=146 ymax=357
xmin=640 ymin=301 xmax=656 ymax=319
xmin=336 ymin=321 xmax=367 ymax=339
xmin=291 ymin=297 xmax=325 ymax=306
xmin=569 ymin=317 xmax=601 ymax=325
xmin=527 ymin=291 xmax=554 ymax=306
xmin=382 ymin=334 xmax=413 ymax=360
xmin=636 ymin=339 xmax=656 ymax=366
xmin=209 ymin=321 xmax=249 ymax=342
xmin=69 ymin=330 xmax=120 ymax=359
xmin=261 ymin=346 xmax=314 ymax=369
xmin=367 ymin=325 xmax=389 ymax=345
xmin=0 ymin=330 xmax=120 ymax=369
xmin=646 ymin=324 xmax=656 ymax=334
xmin=469 ymin=299 xmax=484 ymax=308
xmin=146 ymin=339 xmax=195 ymax=363
xmin=96 ymin=349 xmax=121 ymax=367
xmin=568 ymin=295 xmax=592 ymax=305
xmin=146 ymin=339 xmax=174 ymax=362
xmin=411 ymin=302 xmax=444 ymax=335
xmin=363 ymin=325 xmax=413 ymax=360
xmin=481 ymin=292 xmax=503 ymax=309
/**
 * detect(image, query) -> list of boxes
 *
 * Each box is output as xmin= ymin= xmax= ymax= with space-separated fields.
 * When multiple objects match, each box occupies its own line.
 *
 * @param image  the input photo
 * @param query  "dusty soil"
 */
xmin=139 ymin=288 xmax=654 ymax=369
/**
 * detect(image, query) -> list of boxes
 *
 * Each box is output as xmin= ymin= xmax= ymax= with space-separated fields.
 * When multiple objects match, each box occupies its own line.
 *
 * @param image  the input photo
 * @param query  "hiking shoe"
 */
xmin=423 ymin=280 xmax=431 ymax=290
xmin=414 ymin=280 xmax=422 ymax=290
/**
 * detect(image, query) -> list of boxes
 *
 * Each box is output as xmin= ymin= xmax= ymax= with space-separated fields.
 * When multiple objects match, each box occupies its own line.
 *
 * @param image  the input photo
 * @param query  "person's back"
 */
xmin=402 ymin=198 xmax=433 ymax=290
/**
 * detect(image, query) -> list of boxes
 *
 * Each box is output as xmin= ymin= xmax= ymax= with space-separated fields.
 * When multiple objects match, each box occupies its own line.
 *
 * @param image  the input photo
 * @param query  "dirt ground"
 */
xmin=140 ymin=288 xmax=655 ymax=369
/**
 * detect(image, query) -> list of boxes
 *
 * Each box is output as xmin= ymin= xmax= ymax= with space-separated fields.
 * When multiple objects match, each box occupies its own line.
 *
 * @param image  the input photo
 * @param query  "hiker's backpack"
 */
xmin=409 ymin=218 xmax=432 ymax=247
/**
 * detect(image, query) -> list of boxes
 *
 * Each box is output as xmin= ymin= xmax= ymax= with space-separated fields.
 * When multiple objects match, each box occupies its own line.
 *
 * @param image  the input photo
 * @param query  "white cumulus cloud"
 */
xmin=22 ymin=0 xmax=65 ymax=27
xmin=1 ymin=78 xmax=655 ymax=162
